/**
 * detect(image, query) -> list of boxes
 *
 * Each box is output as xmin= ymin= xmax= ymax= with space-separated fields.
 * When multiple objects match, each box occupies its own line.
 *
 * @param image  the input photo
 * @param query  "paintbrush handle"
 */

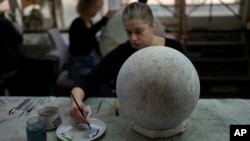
xmin=96 ymin=99 xmax=103 ymax=114
xmin=114 ymin=99 xmax=120 ymax=117
xmin=71 ymin=94 xmax=84 ymax=114
xmin=27 ymin=98 xmax=41 ymax=113
xmin=71 ymin=94 xmax=91 ymax=130
xmin=19 ymin=100 xmax=33 ymax=117
xmin=8 ymin=98 xmax=30 ymax=115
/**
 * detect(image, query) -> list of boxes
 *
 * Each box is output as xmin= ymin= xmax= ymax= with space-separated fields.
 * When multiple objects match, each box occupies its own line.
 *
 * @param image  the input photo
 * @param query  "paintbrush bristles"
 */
xmin=114 ymin=99 xmax=120 ymax=116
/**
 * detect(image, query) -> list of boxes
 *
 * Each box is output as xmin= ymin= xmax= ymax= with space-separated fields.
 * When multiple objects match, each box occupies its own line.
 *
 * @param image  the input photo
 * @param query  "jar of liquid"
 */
xmin=26 ymin=117 xmax=47 ymax=141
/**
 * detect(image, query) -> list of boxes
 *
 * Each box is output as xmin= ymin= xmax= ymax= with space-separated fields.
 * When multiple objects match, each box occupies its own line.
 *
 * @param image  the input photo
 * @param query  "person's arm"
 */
xmin=70 ymin=87 xmax=89 ymax=123
xmin=69 ymin=17 xmax=108 ymax=55
xmin=69 ymin=42 xmax=134 ymax=122
xmin=69 ymin=53 xmax=115 ymax=123
xmin=69 ymin=49 xmax=118 ymax=123
xmin=89 ymin=17 xmax=108 ymax=34
xmin=88 ymin=10 xmax=115 ymax=35
xmin=3 ymin=18 xmax=23 ymax=45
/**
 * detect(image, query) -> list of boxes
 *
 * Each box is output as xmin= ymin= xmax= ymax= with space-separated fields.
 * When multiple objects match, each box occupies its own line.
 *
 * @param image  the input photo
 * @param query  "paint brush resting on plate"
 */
xmin=71 ymin=94 xmax=91 ymax=130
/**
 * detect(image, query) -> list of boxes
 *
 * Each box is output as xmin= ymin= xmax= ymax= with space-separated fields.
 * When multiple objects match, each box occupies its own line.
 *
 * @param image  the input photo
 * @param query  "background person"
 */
xmin=68 ymin=0 xmax=115 ymax=81
xmin=0 ymin=12 xmax=23 ymax=95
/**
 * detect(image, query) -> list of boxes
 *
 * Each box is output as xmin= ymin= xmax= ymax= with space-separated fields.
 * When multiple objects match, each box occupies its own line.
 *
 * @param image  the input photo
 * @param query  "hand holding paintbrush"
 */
xmin=71 ymin=94 xmax=91 ymax=130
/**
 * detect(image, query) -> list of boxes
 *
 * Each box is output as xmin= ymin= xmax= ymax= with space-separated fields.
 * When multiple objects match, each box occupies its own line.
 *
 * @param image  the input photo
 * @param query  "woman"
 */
xmin=70 ymin=2 xmax=187 ymax=124
xmin=0 ymin=14 xmax=23 ymax=77
xmin=68 ymin=0 xmax=114 ymax=80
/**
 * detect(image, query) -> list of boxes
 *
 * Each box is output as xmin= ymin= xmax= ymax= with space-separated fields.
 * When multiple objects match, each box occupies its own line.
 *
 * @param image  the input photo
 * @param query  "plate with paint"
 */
xmin=56 ymin=118 xmax=106 ymax=141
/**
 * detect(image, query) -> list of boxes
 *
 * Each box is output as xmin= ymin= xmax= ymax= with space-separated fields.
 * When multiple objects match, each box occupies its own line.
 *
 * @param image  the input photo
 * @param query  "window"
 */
xmin=186 ymin=0 xmax=241 ymax=17
xmin=122 ymin=0 xmax=175 ymax=17
xmin=0 ymin=0 xmax=244 ymax=32
xmin=122 ymin=0 xmax=241 ymax=17
xmin=0 ymin=0 xmax=106 ymax=31
xmin=0 ymin=0 xmax=57 ymax=31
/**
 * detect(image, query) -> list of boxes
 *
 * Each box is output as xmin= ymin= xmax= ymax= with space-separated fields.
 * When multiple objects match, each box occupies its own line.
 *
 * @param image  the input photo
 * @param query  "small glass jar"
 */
xmin=26 ymin=117 xmax=47 ymax=141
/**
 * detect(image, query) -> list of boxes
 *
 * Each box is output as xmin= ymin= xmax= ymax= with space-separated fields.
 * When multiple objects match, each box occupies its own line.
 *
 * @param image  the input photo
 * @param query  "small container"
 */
xmin=38 ymin=106 xmax=62 ymax=130
xmin=26 ymin=117 xmax=47 ymax=141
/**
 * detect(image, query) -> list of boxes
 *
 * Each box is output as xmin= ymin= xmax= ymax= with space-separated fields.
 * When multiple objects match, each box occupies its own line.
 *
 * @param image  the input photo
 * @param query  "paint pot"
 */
xmin=26 ymin=116 xmax=47 ymax=141
xmin=38 ymin=106 xmax=62 ymax=130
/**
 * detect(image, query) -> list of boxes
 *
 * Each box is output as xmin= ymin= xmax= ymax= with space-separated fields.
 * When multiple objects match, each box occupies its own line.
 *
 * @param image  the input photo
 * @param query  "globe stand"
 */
xmin=131 ymin=120 xmax=189 ymax=139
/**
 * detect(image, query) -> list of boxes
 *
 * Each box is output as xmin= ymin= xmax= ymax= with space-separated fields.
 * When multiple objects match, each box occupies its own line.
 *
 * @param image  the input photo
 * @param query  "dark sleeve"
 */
xmin=71 ymin=43 xmax=131 ymax=97
xmin=89 ymin=17 xmax=108 ymax=34
xmin=71 ymin=17 xmax=108 ymax=36
xmin=92 ymin=17 xmax=109 ymax=58
xmin=1 ymin=19 xmax=23 ymax=45
xmin=93 ymin=42 xmax=103 ymax=58
xmin=166 ymin=38 xmax=188 ymax=58
xmin=69 ymin=17 xmax=108 ymax=55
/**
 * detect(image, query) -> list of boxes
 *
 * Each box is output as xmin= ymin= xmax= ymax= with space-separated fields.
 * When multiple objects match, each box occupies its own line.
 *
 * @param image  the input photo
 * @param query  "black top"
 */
xmin=0 ymin=17 xmax=23 ymax=61
xmin=72 ymin=38 xmax=188 ymax=97
xmin=0 ymin=17 xmax=23 ymax=73
xmin=69 ymin=16 xmax=108 ymax=57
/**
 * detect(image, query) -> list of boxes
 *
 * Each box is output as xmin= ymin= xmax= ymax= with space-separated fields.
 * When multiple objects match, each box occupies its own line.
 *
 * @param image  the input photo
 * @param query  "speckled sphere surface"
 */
xmin=116 ymin=46 xmax=200 ymax=130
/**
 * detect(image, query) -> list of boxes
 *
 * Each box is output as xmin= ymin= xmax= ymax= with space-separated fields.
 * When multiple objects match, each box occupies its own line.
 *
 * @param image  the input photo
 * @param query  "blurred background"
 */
xmin=0 ymin=0 xmax=250 ymax=98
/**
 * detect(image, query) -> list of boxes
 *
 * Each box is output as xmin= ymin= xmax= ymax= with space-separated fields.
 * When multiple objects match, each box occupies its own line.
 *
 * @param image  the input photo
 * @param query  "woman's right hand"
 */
xmin=70 ymin=100 xmax=89 ymax=123
xmin=105 ymin=10 xmax=116 ymax=19
xmin=70 ymin=87 xmax=89 ymax=124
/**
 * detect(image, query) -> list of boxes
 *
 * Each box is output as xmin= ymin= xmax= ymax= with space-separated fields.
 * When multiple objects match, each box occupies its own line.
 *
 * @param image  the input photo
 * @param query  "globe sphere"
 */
xmin=116 ymin=46 xmax=200 ymax=130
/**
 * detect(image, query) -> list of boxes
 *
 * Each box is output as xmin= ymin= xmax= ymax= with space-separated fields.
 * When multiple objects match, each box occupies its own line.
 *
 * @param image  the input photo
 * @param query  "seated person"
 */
xmin=0 ymin=12 xmax=23 ymax=95
xmin=69 ymin=2 xmax=188 ymax=124
xmin=99 ymin=0 xmax=166 ymax=57
xmin=68 ymin=0 xmax=115 ymax=81
xmin=0 ymin=12 xmax=23 ymax=77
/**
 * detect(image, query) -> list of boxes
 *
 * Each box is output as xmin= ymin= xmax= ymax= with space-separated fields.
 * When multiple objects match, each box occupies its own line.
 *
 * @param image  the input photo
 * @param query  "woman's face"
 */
xmin=88 ymin=0 xmax=103 ymax=17
xmin=123 ymin=19 xmax=154 ymax=50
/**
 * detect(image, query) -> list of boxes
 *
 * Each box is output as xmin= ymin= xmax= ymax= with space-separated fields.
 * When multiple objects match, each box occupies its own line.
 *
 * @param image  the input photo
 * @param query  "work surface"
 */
xmin=0 ymin=96 xmax=249 ymax=141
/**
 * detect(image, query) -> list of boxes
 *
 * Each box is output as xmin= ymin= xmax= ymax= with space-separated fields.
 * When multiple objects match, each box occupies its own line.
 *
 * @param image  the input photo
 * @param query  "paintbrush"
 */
xmin=96 ymin=99 xmax=103 ymax=114
xmin=19 ymin=99 xmax=34 ymax=117
xmin=19 ymin=98 xmax=41 ymax=117
xmin=27 ymin=98 xmax=41 ymax=113
xmin=8 ymin=98 xmax=30 ymax=115
xmin=114 ymin=99 xmax=119 ymax=117
xmin=71 ymin=94 xmax=91 ymax=130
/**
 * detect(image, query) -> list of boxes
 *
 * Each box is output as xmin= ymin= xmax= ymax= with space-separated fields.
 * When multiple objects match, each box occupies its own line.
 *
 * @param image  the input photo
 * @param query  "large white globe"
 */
xmin=116 ymin=46 xmax=200 ymax=130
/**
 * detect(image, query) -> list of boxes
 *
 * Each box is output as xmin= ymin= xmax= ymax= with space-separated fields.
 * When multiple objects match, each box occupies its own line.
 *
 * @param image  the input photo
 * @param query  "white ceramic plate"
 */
xmin=56 ymin=118 xmax=106 ymax=141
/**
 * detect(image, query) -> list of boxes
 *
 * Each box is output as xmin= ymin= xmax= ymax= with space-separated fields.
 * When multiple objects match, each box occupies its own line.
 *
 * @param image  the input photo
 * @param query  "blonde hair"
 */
xmin=122 ymin=2 xmax=154 ymax=26
xmin=76 ymin=0 xmax=98 ymax=14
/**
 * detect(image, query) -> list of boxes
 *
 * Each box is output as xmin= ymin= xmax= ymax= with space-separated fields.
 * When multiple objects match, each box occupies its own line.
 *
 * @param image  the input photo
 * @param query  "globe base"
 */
xmin=131 ymin=120 xmax=189 ymax=138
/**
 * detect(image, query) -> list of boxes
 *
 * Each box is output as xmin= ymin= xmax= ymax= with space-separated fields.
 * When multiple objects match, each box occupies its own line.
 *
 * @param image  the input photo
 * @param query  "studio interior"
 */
xmin=1 ymin=1 xmax=250 ymax=141
xmin=1 ymin=0 xmax=250 ymax=98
